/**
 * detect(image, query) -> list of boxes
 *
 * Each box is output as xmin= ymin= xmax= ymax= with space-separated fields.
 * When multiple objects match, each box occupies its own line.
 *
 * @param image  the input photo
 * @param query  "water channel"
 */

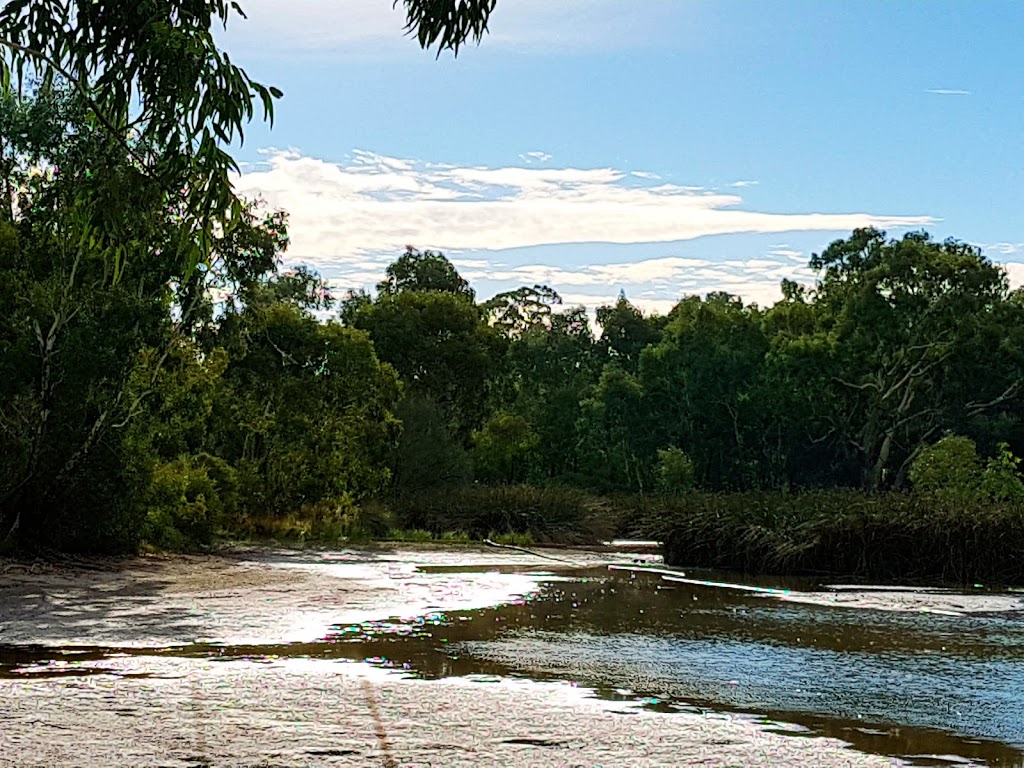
xmin=1 ymin=548 xmax=1022 ymax=766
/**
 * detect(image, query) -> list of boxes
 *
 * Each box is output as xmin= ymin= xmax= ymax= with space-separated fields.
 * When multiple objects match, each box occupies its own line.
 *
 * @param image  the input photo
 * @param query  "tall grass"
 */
xmin=645 ymin=490 xmax=1024 ymax=584
xmin=383 ymin=484 xmax=618 ymax=545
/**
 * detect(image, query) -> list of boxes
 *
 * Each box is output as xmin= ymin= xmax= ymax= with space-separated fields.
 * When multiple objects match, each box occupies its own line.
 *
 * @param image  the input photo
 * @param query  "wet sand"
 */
xmin=0 ymin=655 xmax=900 ymax=767
xmin=0 ymin=546 xmax=1016 ymax=766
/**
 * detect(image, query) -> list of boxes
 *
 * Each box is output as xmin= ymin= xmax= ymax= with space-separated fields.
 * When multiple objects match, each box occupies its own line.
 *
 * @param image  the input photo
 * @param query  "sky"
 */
xmin=220 ymin=0 xmax=1024 ymax=315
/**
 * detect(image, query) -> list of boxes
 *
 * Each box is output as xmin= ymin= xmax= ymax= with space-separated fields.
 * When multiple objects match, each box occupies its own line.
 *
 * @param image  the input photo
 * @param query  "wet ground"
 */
xmin=1 ymin=546 xmax=1023 ymax=766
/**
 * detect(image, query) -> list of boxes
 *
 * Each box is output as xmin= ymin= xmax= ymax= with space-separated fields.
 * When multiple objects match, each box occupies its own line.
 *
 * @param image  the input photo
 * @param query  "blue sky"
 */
xmin=221 ymin=0 xmax=1024 ymax=314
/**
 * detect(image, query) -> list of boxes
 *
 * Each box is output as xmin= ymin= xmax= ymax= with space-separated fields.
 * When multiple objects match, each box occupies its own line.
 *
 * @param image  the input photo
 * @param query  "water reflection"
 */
xmin=2 ymin=565 xmax=1023 ymax=767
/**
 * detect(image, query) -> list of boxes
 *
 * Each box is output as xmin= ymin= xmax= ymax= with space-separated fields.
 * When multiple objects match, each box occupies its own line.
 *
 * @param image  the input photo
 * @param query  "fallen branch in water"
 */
xmin=483 ymin=539 xmax=578 ymax=564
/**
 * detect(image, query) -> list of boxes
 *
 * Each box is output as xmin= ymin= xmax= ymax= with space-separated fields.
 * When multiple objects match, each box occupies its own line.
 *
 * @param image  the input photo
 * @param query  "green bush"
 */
xmin=384 ymin=484 xmax=615 ymax=544
xmin=980 ymin=442 xmax=1024 ymax=502
xmin=229 ymin=495 xmax=394 ymax=544
xmin=142 ymin=454 xmax=236 ymax=550
xmin=472 ymin=413 xmax=539 ymax=484
xmin=909 ymin=435 xmax=982 ymax=499
xmin=655 ymin=447 xmax=695 ymax=492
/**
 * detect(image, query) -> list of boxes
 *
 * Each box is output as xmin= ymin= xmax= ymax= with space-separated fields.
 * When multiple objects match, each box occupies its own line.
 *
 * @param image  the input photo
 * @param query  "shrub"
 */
xmin=655 ymin=447 xmax=695 ymax=492
xmin=142 ymin=454 xmax=236 ymax=549
xmin=980 ymin=442 xmax=1024 ymax=502
xmin=232 ymin=495 xmax=393 ymax=544
xmin=909 ymin=435 xmax=982 ymax=499
xmin=385 ymin=484 xmax=615 ymax=544
xmin=472 ymin=413 xmax=539 ymax=484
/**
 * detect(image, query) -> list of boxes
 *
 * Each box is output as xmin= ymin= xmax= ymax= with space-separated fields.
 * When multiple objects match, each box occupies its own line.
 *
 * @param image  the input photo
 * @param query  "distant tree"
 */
xmin=597 ymin=293 xmax=666 ymax=372
xmin=212 ymin=283 xmax=402 ymax=517
xmin=578 ymin=363 xmax=649 ymax=492
xmin=812 ymin=229 xmax=1024 ymax=490
xmin=377 ymin=247 xmax=474 ymax=300
xmin=345 ymin=287 xmax=505 ymax=442
xmin=641 ymin=293 xmax=767 ymax=489
xmin=388 ymin=394 xmax=472 ymax=493
xmin=498 ymin=306 xmax=599 ymax=480
xmin=473 ymin=413 xmax=539 ymax=484
xmin=482 ymin=285 xmax=562 ymax=336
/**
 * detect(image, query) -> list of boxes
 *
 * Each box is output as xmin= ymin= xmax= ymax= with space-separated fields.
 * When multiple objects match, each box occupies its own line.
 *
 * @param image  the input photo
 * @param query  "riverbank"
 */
xmin=1 ymin=655 xmax=904 ymax=768
xmin=0 ymin=546 xmax=897 ymax=767
xmin=2 ymin=546 xmax=1022 ymax=766
xmin=637 ymin=490 xmax=1024 ymax=584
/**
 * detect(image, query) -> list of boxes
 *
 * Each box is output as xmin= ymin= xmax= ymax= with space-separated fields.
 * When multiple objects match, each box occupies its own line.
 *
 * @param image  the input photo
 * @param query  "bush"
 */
xmin=909 ymin=435 xmax=982 ymax=499
xmin=472 ymin=413 xmax=539 ymax=484
xmin=384 ymin=484 xmax=615 ymax=544
xmin=142 ymin=454 xmax=236 ymax=550
xmin=655 ymin=447 xmax=695 ymax=492
xmin=231 ymin=495 xmax=394 ymax=544
xmin=980 ymin=442 xmax=1024 ymax=502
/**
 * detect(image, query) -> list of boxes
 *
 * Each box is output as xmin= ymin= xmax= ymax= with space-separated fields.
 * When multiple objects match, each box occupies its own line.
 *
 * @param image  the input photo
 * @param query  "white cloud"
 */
xmin=767 ymin=247 xmax=804 ymax=260
xmin=235 ymin=149 xmax=933 ymax=273
xmin=925 ymin=88 xmax=972 ymax=96
xmin=222 ymin=0 xmax=406 ymax=52
xmin=984 ymin=246 xmax=1024 ymax=291
xmin=232 ymin=148 xmax=936 ymax=315
xmin=1003 ymin=262 xmax=1024 ymax=287
xmin=985 ymin=242 xmax=1023 ymax=256
xmin=519 ymin=150 xmax=553 ymax=163
xmin=730 ymin=180 xmax=759 ymax=188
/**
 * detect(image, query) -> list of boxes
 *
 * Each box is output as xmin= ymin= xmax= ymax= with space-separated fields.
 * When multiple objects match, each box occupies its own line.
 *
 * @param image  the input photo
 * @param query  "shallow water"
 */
xmin=2 ymin=549 xmax=1023 ymax=766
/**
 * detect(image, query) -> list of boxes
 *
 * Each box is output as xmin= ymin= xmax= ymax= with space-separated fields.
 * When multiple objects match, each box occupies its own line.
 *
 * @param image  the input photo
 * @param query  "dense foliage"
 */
xmin=3 ymin=3 xmax=1024 ymax=569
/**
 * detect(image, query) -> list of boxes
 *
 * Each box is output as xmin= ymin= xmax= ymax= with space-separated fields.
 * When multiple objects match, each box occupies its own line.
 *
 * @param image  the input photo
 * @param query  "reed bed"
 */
xmin=383 ymin=484 xmax=618 ymax=545
xmin=645 ymin=491 xmax=1024 ymax=584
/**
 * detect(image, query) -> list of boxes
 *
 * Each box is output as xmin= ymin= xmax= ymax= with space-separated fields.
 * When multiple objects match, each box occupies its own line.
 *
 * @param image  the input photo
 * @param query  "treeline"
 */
xmin=345 ymin=236 xmax=1024 ymax=503
xmin=4 ymin=88 xmax=1024 ymax=554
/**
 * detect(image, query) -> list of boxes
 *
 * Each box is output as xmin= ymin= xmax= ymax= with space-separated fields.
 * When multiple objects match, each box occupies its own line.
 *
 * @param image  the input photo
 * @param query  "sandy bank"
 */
xmin=0 ymin=655 xmax=900 ymax=768
xmin=0 ymin=547 xmax=926 ymax=766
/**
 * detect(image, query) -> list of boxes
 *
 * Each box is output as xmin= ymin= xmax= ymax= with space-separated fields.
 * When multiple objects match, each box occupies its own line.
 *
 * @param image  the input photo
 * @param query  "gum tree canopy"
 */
xmin=0 ymin=0 xmax=497 ymax=266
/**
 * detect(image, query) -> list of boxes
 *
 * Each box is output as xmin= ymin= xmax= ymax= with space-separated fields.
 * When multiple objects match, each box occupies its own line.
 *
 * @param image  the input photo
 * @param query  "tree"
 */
xmin=377 ymin=247 xmax=474 ymax=300
xmin=0 ymin=88 xmax=217 ymax=548
xmin=640 ymin=293 xmax=767 ymax=489
xmin=473 ymin=413 xmax=539 ymax=484
xmin=500 ymin=306 xmax=600 ymax=480
xmin=0 ymin=4 xmax=509 ymax=550
xmin=387 ymin=394 xmax=472 ymax=493
xmin=212 ymin=279 xmax=402 ymax=517
xmin=482 ymin=285 xmax=562 ymax=337
xmin=596 ymin=292 xmax=665 ymax=372
xmin=577 ymin=363 xmax=649 ymax=492
xmin=0 ymin=1 xmax=498 ymax=293
xmin=811 ymin=229 xmax=1024 ymax=490
xmin=345 ymin=286 xmax=505 ymax=443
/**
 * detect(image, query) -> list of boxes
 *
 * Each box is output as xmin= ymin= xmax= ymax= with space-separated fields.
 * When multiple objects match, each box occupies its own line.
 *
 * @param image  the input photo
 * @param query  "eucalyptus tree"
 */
xmin=0 ymin=1 xmax=498 ymax=548
xmin=596 ymin=293 xmax=666 ymax=372
xmin=810 ymin=229 xmax=1024 ymax=489
xmin=0 ymin=0 xmax=497 ymax=281
xmin=500 ymin=305 xmax=600 ymax=480
xmin=640 ymin=293 xmax=768 ymax=489
xmin=378 ymin=247 xmax=475 ymax=300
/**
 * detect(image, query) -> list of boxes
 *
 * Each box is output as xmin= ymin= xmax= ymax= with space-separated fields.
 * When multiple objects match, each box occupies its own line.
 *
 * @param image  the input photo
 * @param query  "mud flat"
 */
xmin=0 ymin=655 xmax=901 ymax=768
xmin=1 ymin=547 xmax=1020 ymax=766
